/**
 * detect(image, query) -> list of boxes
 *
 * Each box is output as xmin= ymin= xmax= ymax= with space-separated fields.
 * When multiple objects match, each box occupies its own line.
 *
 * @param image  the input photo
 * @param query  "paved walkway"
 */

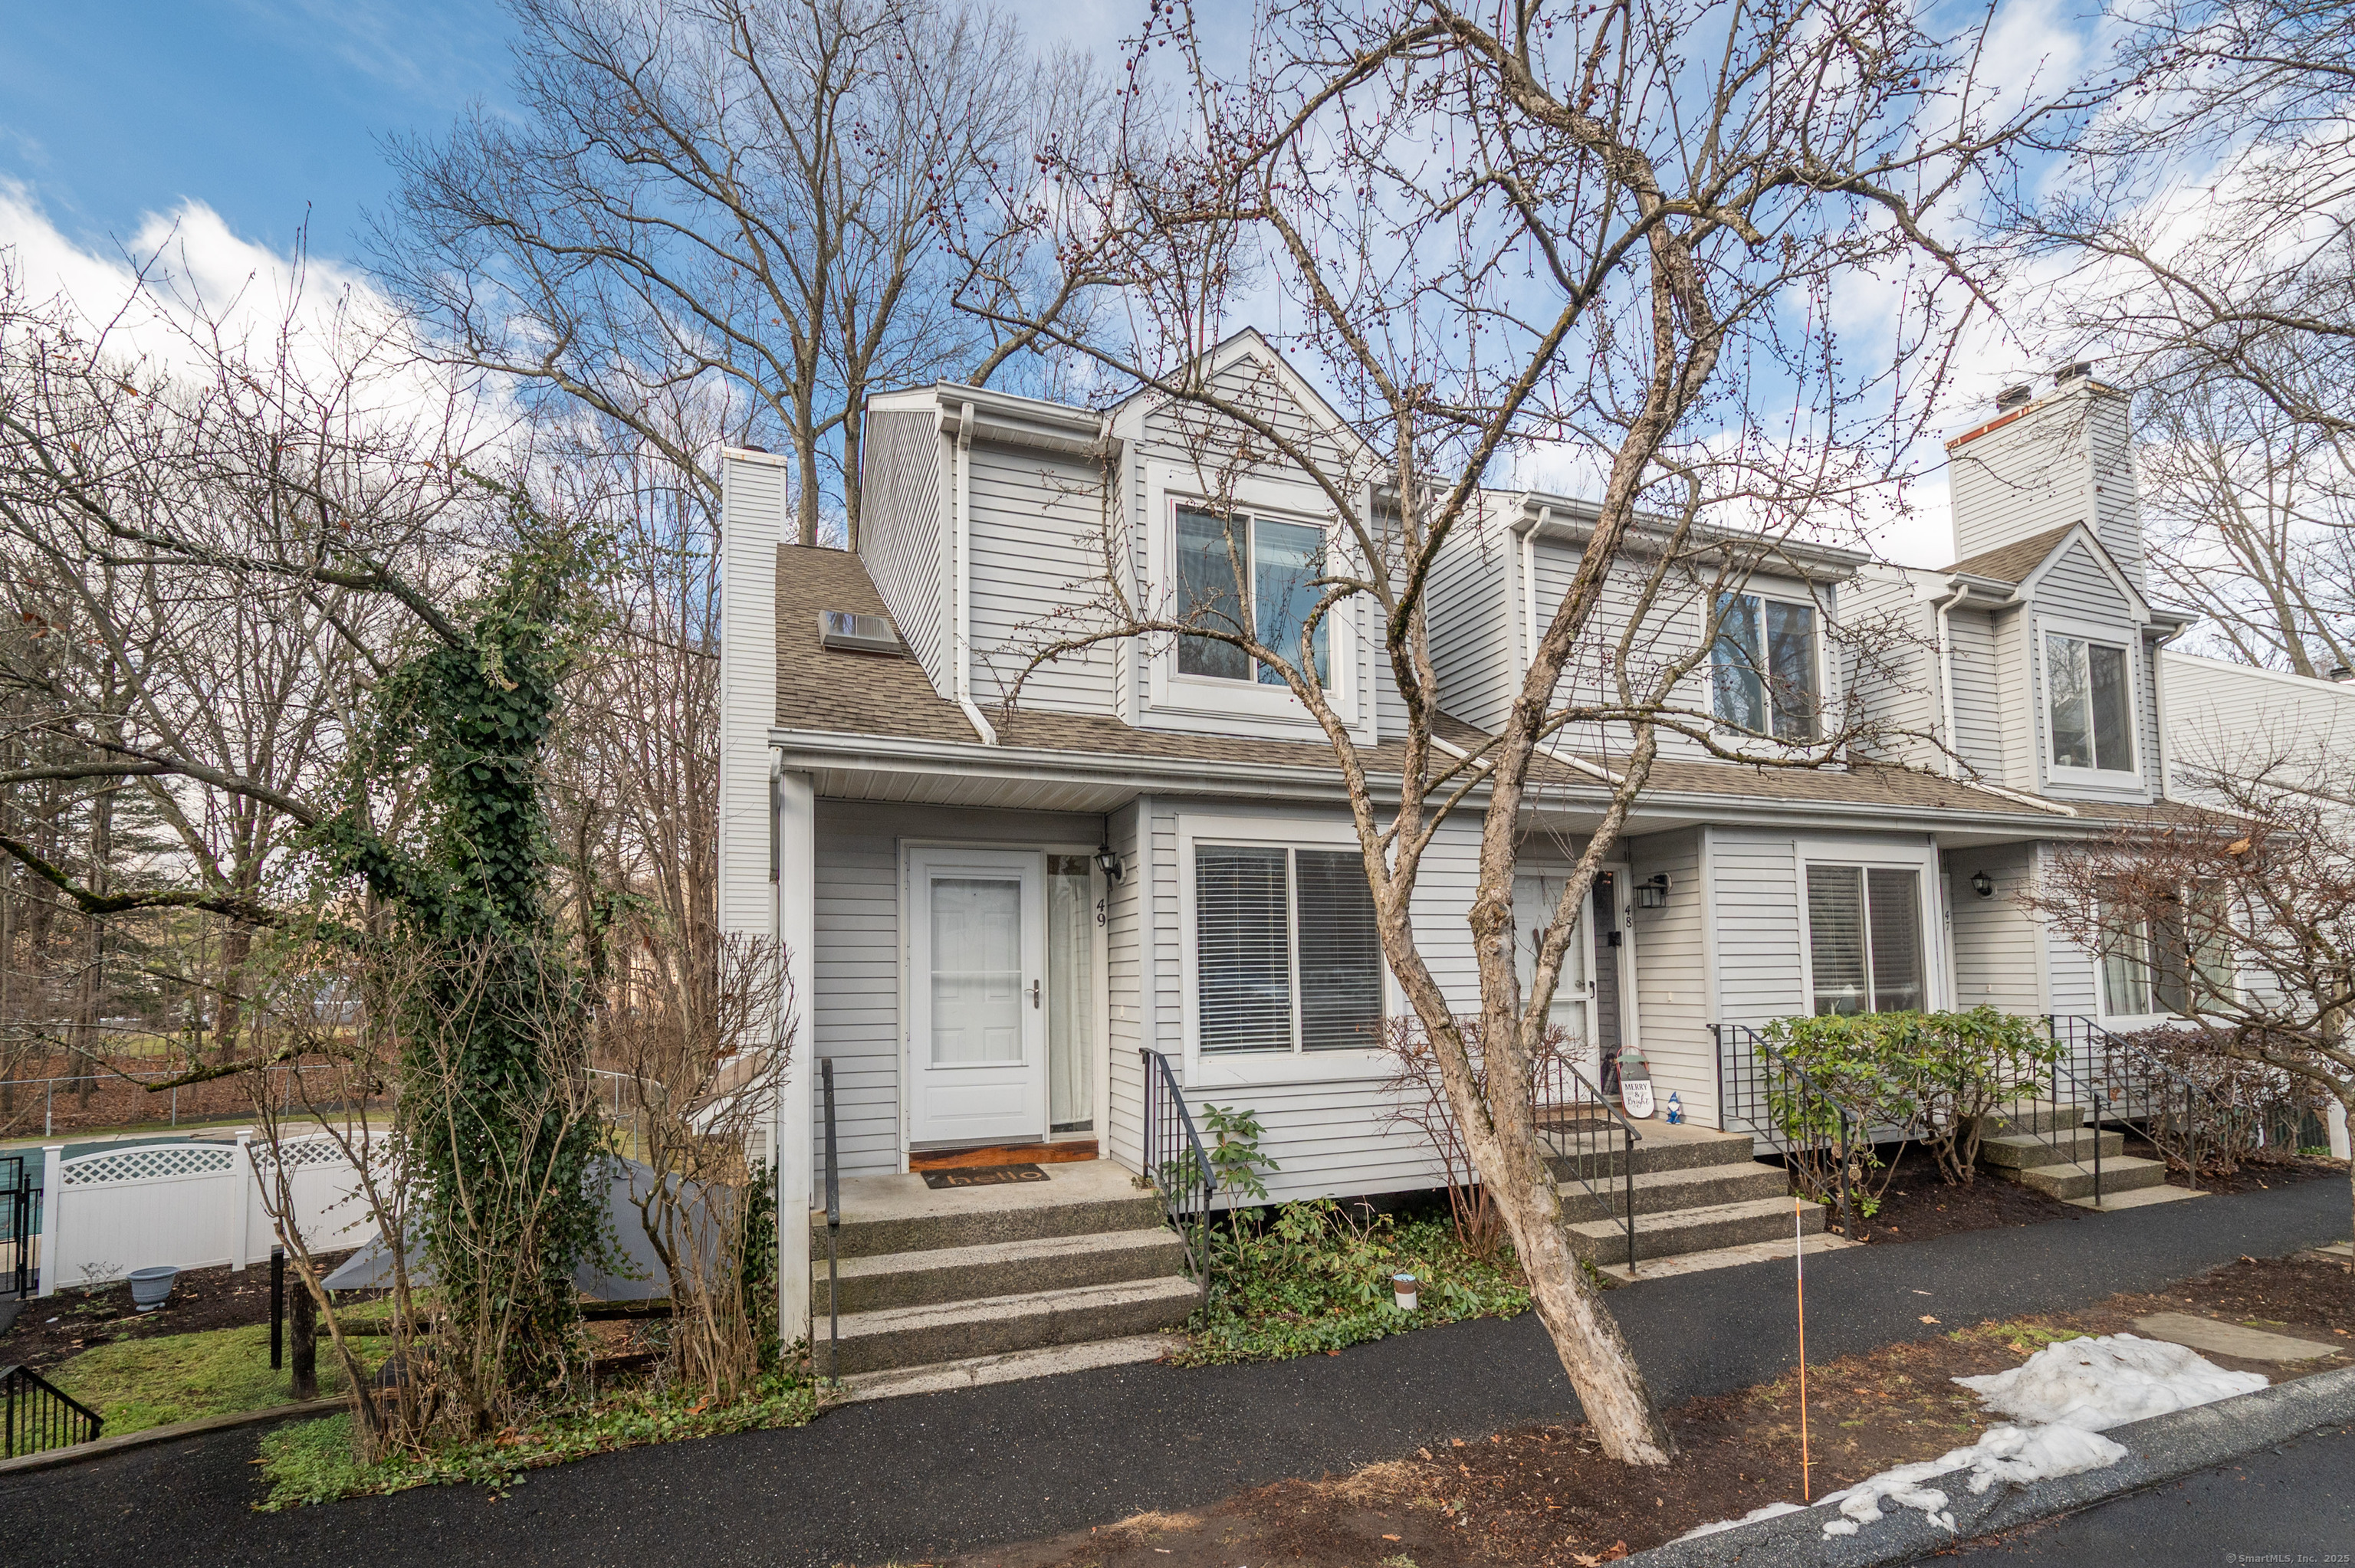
xmin=2 ymin=1176 xmax=2344 ymax=1568
xmin=1931 ymin=1419 xmax=2355 ymax=1564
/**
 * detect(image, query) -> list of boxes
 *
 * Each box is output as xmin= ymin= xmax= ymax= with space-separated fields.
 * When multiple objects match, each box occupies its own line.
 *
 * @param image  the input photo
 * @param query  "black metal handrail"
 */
xmin=819 ymin=1057 xmax=841 ymax=1379
xmin=3 ymin=1363 xmax=101 ymax=1457
xmin=2048 ymin=1015 xmax=2245 ymax=1189
xmin=1714 ymin=1022 xmax=1854 ymax=1237
xmin=1996 ymin=1051 xmax=2110 ymax=1208
xmin=1140 ymin=1048 xmax=1219 ymax=1307
xmin=1528 ymin=1051 xmax=1641 ymax=1273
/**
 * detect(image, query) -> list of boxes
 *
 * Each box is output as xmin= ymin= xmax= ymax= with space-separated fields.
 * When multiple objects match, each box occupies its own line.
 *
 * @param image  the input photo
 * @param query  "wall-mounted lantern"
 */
xmin=1095 ymin=846 xmax=1127 ymax=884
xmin=1636 ymin=873 xmax=1671 ymax=910
xmin=1971 ymin=870 xmax=1995 ymax=899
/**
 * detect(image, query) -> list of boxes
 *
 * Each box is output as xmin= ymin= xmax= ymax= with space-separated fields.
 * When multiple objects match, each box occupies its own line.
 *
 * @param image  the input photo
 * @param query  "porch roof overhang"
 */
xmin=767 ymin=723 xmax=2178 ymax=845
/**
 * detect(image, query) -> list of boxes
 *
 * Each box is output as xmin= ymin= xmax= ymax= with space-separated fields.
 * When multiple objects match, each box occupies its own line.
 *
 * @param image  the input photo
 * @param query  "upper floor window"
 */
xmin=1195 ymin=844 xmax=1381 ymax=1052
xmin=1176 ymin=507 xmax=1329 ymax=685
xmin=2046 ymin=632 xmax=2134 ymax=773
xmin=1713 ymin=592 xmax=1820 ymax=742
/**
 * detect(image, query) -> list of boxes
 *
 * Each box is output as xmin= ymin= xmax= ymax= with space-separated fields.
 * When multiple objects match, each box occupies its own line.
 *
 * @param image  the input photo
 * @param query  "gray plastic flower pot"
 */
xmin=127 ymin=1265 xmax=179 ymax=1313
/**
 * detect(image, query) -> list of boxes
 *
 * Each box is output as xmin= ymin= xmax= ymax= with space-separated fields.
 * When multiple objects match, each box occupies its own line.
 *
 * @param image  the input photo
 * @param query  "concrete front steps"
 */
xmin=1546 ymin=1121 xmax=1824 ymax=1267
xmin=812 ymin=1160 xmax=1195 ymax=1377
xmin=1972 ymin=1100 xmax=2186 ymax=1206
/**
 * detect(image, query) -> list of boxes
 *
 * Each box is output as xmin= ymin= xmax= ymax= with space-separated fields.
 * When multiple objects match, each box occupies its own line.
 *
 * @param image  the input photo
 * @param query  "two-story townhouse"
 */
xmin=718 ymin=333 xmax=2225 ymax=1380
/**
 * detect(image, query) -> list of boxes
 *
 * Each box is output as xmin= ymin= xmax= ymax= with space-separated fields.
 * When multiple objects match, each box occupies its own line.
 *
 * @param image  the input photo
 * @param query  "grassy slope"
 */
xmin=47 ymin=1321 xmax=381 ymax=1435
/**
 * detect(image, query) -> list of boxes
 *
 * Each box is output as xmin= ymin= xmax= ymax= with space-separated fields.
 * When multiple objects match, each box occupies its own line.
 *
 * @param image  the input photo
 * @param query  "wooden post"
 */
xmin=289 ymin=1275 xmax=317 ymax=1400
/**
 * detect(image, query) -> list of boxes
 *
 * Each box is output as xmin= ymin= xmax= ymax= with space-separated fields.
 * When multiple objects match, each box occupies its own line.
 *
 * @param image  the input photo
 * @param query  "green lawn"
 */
xmin=47 ymin=1321 xmax=383 ymax=1435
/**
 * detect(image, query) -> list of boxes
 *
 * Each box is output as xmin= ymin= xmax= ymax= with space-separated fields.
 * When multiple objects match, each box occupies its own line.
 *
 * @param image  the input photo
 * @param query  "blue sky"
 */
xmin=0 ymin=0 xmax=522 ymax=260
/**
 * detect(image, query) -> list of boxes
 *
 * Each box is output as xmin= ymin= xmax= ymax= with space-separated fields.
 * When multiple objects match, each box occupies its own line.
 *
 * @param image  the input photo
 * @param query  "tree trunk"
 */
xmin=841 ymin=401 xmax=865 ymax=554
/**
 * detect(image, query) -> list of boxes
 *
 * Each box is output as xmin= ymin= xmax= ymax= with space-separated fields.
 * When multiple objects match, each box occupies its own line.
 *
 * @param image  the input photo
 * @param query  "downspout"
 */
xmin=2150 ymin=620 xmax=2189 ymax=798
xmin=952 ymin=399 xmax=997 ymax=746
xmin=1932 ymin=580 xmax=1972 ymax=780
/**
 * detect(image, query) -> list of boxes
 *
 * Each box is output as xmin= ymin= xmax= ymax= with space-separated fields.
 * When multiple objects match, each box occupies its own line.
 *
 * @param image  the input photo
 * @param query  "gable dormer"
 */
xmin=1105 ymin=330 xmax=1385 ymax=745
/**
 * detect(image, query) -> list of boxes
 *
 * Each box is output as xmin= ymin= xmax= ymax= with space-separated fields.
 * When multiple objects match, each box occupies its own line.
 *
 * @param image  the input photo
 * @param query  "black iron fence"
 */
xmin=3 ymin=1363 xmax=101 ymax=1458
xmin=0 ymin=1152 xmax=36 ymax=1301
xmin=1529 ymin=1050 xmax=1641 ymax=1272
xmin=1713 ymin=1022 xmax=1855 ymax=1235
xmin=1140 ymin=1048 xmax=1218 ymax=1306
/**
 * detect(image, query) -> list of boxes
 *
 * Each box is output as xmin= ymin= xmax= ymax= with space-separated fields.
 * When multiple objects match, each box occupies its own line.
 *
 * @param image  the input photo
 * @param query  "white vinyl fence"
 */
xmin=35 ymin=1130 xmax=379 ymax=1294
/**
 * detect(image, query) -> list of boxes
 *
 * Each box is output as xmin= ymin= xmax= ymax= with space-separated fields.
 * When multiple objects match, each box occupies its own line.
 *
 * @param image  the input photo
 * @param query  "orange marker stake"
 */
xmin=1795 ymin=1195 xmax=1811 ymax=1502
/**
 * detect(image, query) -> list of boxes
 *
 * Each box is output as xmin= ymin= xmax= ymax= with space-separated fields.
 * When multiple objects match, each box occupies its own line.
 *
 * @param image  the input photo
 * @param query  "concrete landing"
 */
xmin=1596 ymin=1228 xmax=1857 ymax=1285
xmin=2064 ymin=1182 xmax=2209 ymax=1211
xmin=839 ymin=1330 xmax=1184 ymax=1402
xmin=2131 ymin=1311 xmax=2345 ymax=1363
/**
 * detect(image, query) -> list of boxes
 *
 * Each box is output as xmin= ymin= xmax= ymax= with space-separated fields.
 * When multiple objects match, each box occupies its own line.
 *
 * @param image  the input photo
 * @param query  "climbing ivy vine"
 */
xmin=311 ymin=500 xmax=607 ymax=1419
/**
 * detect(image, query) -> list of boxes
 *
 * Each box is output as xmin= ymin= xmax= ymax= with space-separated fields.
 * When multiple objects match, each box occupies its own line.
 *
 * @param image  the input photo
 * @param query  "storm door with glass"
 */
xmin=907 ymin=848 xmax=1048 ymax=1146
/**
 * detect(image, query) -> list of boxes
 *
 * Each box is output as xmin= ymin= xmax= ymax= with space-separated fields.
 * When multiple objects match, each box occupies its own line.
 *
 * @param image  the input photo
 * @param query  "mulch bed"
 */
xmin=1843 ymin=1169 xmax=2083 ymax=1245
xmin=926 ymin=1254 xmax=2355 ymax=1568
xmin=0 ymin=1254 xmax=355 ymax=1373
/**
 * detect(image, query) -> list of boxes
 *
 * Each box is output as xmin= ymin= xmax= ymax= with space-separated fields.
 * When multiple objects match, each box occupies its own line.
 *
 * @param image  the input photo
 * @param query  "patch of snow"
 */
xmin=1672 ymin=1501 xmax=1808 ymax=1541
xmin=1953 ymin=1332 xmax=2268 ymax=1430
xmin=1670 ymin=1333 xmax=2269 ymax=1546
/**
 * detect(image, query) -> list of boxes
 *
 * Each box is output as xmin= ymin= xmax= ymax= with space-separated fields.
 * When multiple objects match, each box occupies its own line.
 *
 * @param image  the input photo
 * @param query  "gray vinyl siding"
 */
xmin=1709 ymin=830 xmax=1807 ymax=1033
xmin=1629 ymin=828 xmax=1714 ymax=1125
xmin=1948 ymin=392 xmax=2098 ymax=568
xmin=1427 ymin=526 xmax=1513 ymax=732
xmin=1842 ymin=566 xmax=1941 ymax=771
xmin=2041 ymin=845 xmax=2101 ymax=1017
xmin=1991 ymin=607 xmax=2038 ymax=793
xmin=1948 ymin=605 xmax=2008 ymax=780
xmin=1524 ymin=538 xmax=1714 ymax=762
xmin=808 ymin=800 xmax=1111 ymax=1182
xmin=1105 ymin=798 xmax=1148 ymax=1171
xmin=859 ymin=410 xmax=952 ymax=696
xmin=2087 ymin=400 xmax=2144 ymax=591
xmin=1946 ymin=841 xmax=2043 ymax=1013
xmin=964 ymin=440 xmax=1120 ymax=715
xmin=2163 ymin=651 xmax=2355 ymax=782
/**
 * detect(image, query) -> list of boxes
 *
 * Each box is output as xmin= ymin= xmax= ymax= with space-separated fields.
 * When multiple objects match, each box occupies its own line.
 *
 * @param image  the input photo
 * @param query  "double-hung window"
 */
xmin=2045 ymin=633 xmax=2134 ymax=774
xmin=1713 ymin=592 xmax=1821 ymax=742
xmin=1194 ymin=844 xmax=1382 ymax=1053
xmin=1805 ymin=864 xmax=1924 ymax=1015
xmin=1175 ymin=506 xmax=1329 ymax=684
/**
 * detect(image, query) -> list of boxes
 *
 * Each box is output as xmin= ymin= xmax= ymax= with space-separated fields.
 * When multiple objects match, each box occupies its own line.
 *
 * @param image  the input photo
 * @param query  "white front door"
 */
xmin=1513 ymin=872 xmax=1595 ymax=1074
xmin=908 ymin=848 xmax=1048 ymax=1146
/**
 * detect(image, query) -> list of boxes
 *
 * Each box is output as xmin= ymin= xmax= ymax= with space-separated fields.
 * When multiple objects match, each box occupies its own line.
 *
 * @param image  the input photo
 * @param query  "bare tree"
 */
xmin=965 ymin=0 xmax=2056 ymax=1464
xmin=376 ymin=0 xmax=1112 ymax=546
xmin=2032 ymin=744 xmax=2355 ymax=1263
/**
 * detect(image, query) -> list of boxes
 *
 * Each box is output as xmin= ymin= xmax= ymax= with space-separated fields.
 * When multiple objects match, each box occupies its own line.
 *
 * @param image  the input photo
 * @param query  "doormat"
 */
xmin=919 ymin=1163 xmax=1049 ymax=1190
xmin=909 ymin=1139 xmax=1095 ymax=1172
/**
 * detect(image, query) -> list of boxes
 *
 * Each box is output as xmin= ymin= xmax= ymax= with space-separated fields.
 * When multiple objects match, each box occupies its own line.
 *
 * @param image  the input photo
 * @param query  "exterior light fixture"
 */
xmin=1636 ymin=873 xmax=1671 ymax=910
xmin=1095 ymin=846 xmax=1126 ymax=884
xmin=1971 ymin=870 xmax=1995 ymax=899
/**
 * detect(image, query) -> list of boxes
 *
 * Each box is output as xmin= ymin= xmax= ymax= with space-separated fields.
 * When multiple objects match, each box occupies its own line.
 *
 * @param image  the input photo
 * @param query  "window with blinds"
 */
xmin=1195 ymin=843 xmax=1383 ymax=1053
xmin=1805 ymin=864 xmax=1924 ymax=1015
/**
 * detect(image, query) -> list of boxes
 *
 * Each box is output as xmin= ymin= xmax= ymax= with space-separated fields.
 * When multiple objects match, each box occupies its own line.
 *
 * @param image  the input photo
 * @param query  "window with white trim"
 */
xmin=1175 ymin=507 xmax=1329 ymax=685
xmin=1194 ymin=845 xmax=1381 ymax=1052
xmin=1805 ymin=864 xmax=1924 ymax=1015
xmin=1713 ymin=592 xmax=1821 ymax=742
xmin=2045 ymin=632 xmax=2135 ymax=773
xmin=2100 ymin=884 xmax=2231 ymax=1018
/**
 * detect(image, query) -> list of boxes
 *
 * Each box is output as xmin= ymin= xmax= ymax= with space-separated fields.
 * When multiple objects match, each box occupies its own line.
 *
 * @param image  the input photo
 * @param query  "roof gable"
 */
xmin=1114 ymin=327 xmax=1371 ymax=461
xmin=1940 ymin=521 xmax=2150 ymax=622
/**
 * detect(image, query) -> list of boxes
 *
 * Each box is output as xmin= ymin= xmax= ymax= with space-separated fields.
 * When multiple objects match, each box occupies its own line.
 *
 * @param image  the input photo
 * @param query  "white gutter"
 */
xmin=951 ymin=399 xmax=997 ymax=746
xmin=1931 ymin=581 xmax=1974 ymax=780
xmin=2150 ymin=618 xmax=2192 ymax=796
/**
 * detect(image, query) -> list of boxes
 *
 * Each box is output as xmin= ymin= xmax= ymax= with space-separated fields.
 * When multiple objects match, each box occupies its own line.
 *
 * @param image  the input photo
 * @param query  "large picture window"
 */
xmin=1195 ymin=844 xmax=1382 ymax=1053
xmin=1805 ymin=864 xmax=1924 ymax=1015
xmin=1713 ymin=592 xmax=1821 ymax=742
xmin=1175 ymin=506 xmax=1329 ymax=684
xmin=2045 ymin=632 xmax=2134 ymax=773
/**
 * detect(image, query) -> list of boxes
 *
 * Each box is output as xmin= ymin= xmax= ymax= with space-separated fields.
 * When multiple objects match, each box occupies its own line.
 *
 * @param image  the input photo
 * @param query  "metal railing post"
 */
xmin=820 ymin=1058 xmax=840 ymax=1379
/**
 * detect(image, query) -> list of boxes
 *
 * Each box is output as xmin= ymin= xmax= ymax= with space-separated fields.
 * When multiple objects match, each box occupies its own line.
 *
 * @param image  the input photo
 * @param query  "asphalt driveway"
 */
xmin=3 ymin=1176 xmax=2344 ymax=1568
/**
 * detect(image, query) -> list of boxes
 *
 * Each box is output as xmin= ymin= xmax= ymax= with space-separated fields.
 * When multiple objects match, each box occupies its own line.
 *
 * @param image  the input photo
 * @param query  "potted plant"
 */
xmin=127 ymin=1265 xmax=179 ymax=1313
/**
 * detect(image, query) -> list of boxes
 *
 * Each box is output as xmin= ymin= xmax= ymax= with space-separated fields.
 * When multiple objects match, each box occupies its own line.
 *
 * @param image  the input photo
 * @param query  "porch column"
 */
xmin=774 ymin=769 xmax=816 ymax=1347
